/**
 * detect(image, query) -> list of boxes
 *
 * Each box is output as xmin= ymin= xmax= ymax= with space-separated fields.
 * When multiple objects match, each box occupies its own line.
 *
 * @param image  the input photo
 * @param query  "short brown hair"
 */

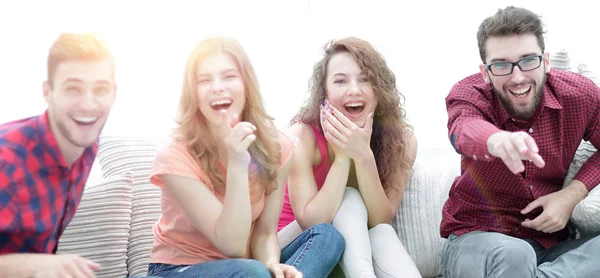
xmin=477 ymin=6 xmax=546 ymax=63
xmin=47 ymin=33 xmax=114 ymax=87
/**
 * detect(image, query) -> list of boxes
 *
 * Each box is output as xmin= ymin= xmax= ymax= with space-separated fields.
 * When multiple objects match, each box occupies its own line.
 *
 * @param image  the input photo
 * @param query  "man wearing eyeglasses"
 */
xmin=440 ymin=6 xmax=600 ymax=278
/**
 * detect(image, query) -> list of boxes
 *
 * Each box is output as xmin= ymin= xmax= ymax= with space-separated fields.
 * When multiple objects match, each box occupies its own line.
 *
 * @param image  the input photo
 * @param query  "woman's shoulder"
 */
xmin=155 ymin=134 xmax=192 ymax=159
xmin=274 ymin=126 xmax=298 ymax=162
xmin=288 ymin=122 xmax=318 ymax=147
xmin=151 ymin=134 xmax=206 ymax=187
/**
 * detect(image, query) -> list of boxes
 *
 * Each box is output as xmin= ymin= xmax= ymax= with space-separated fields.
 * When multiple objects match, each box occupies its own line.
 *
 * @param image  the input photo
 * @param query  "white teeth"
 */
xmin=510 ymin=87 xmax=530 ymax=95
xmin=345 ymin=102 xmax=364 ymax=107
xmin=73 ymin=117 xmax=97 ymax=123
xmin=210 ymin=99 xmax=232 ymax=106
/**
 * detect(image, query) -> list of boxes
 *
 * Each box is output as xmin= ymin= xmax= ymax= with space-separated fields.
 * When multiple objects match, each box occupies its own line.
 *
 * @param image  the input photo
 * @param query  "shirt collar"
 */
xmin=36 ymin=110 xmax=97 ymax=169
xmin=36 ymin=110 xmax=68 ymax=168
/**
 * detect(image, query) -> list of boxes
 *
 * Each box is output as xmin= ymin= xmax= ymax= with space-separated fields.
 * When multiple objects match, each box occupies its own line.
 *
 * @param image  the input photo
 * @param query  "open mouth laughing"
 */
xmin=210 ymin=99 xmax=233 ymax=111
xmin=344 ymin=101 xmax=366 ymax=118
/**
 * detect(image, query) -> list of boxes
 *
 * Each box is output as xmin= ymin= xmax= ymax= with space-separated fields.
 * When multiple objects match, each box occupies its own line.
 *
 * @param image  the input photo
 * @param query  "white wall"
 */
xmin=1 ymin=0 xmax=599 ymax=158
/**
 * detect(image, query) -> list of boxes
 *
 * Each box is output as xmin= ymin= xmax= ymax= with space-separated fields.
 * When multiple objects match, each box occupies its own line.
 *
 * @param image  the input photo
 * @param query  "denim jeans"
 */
xmin=148 ymin=259 xmax=271 ymax=277
xmin=440 ymin=231 xmax=600 ymax=278
xmin=148 ymin=223 xmax=345 ymax=277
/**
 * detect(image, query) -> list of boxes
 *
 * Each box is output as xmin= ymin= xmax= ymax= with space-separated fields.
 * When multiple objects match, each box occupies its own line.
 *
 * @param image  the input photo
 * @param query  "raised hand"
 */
xmin=222 ymin=111 xmax=256 ymax=165
xmin=321 ymin=99 xmax=374 ymax=161
xmin=486 ymin=131 xmax=545 ymax=174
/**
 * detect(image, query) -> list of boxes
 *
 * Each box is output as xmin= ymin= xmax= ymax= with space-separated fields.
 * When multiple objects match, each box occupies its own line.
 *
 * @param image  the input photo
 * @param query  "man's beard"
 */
xmin=491 ymin=75 xmax=545 ymax=121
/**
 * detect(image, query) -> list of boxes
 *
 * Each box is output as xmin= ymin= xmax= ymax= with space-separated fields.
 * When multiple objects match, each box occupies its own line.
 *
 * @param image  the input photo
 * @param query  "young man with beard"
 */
xmin=0 ymin=33 xmax=117 ymax=278
xmin=440 ymin=6 xmax=600 ymax=278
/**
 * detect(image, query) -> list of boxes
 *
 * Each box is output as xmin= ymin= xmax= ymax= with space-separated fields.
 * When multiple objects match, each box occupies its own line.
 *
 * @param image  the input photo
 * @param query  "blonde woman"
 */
xmin=278 ymin=37 xmax=421 ymax=278
xmin=146 ymin=37 xmax=344 ymax=278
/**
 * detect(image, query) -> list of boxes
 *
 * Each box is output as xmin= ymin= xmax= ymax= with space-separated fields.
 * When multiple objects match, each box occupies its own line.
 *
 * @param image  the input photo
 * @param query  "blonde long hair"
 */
xmin=176 ymin=37 xmax=280 ymax=196
xmin=293 ymin=37 xmax=412 ymax=193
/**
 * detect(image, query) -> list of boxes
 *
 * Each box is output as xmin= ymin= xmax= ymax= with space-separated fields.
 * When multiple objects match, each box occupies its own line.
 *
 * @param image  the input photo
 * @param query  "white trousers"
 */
xmin=278 ymin=187 xmax=421 ymax=278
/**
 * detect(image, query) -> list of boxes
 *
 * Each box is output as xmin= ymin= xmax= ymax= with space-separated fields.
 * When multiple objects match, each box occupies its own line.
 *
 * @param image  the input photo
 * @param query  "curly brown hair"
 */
xmin=292 ymin=37 xmax=412 ymax=193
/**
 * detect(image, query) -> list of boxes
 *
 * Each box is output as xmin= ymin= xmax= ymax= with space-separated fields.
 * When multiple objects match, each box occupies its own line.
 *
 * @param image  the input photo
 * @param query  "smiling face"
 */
xmin=196 ymin=52 xmax=246 ymax=130
xmin=480 ymin=33 xmax=550 ymax=120
xmin=325 ymin=52 xmax=377 ymax=127
xmin=44 ymin=58 xmax=116 ymax=151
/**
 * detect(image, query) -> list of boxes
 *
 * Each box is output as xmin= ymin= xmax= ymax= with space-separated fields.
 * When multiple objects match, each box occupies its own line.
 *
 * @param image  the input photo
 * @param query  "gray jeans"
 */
xmin=441 ymin=231 xmax=600 ymax=278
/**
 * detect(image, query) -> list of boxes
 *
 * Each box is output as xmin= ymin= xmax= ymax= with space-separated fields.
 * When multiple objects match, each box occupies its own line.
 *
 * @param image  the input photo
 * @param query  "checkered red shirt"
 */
xmin=441 ymin=70 xmax=600 ymax=248
xmin=0 ymin=111 xmax=97 ymax=254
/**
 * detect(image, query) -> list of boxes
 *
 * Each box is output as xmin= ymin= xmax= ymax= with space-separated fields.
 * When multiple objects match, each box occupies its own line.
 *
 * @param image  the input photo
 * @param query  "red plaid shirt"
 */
xmin=441 ymin=70 xmax=600 ymax=248
xmin=0 ymin=111 xmax=97 ymax=254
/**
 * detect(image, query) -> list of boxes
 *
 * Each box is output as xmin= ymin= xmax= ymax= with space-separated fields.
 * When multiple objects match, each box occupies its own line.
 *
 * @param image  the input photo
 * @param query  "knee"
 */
xmin=344 ymin=187 xmax=361 ymax=201
xmin=310 ymin=223 xmax=346 ymax=258
xmin=236 ymin=259 xmax=271 ymax=278
xmin=488 ymin=238 xmax=536 ymax=269
xmin=369 ymin=223 xmax=401 ymax=244
xmin=369 ymin=223 xmax=396 ymax=235
xmin=341 ymin=187 xmax=367 ymax=212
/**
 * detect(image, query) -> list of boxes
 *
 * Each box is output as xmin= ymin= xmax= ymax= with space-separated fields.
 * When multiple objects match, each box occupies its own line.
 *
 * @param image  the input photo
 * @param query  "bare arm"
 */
xmin=288 ymin=124 xmax=350 ymax=230
xmin=0 ymin=253 xmax=99 ymax=278
xmin=0 ymin=254 xmax=41 ymax=277
xmin=355 ymin=132 xmax=418 ymax=227
xmin=250 ymin=153 xmax=293 ymax=266
xmin=162 ymin=160 xmax=252 ymax=258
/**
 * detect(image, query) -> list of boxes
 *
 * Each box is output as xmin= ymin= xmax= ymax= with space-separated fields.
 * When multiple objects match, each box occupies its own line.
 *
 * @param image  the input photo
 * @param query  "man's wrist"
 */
xmin=486 ymin=130 xmax=507 ymax=155
xmin=563 ymin=179 xmax=588 ymax=205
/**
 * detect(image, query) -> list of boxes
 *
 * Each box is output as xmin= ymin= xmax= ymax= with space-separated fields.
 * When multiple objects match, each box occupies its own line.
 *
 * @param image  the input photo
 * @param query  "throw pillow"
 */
xmin=56 ymin=173 xmax=133 ymax=278
xmin=564 ymin=140 xmax=600 ymax=236
xmin=392 ymin=153 xmax=460 ymax=278
xmin=97 ymin=136 xmax=163 ymax=277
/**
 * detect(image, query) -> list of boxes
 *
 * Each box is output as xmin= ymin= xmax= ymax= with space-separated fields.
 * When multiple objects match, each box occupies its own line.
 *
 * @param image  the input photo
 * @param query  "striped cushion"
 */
xmin=57 ymin=173 xmax=133 ymax=278
xmin=98 ymin=136 xmax=162 ymax=277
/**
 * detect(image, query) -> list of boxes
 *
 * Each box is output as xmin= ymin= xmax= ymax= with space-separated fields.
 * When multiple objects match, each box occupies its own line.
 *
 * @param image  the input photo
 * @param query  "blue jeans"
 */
xmin=441 ymin=231 xmax=600 ymax=278
xmin=148 ymin=223 xmax=345 ymax=277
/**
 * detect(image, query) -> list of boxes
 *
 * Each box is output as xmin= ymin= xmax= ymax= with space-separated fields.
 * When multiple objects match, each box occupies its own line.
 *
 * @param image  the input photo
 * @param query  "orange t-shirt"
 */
xmin=148 ymin=129 xmax=296 ymax=266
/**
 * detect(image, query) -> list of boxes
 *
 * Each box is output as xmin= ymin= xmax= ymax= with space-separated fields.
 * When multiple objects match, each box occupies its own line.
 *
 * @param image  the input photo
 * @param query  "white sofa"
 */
xmin=54 ymin=134 xmax=461 ymax=278
xmin=56 ymin=62 xmax=600 ymax=278
xmin=55 ymin=134 xmax=600 ymax=278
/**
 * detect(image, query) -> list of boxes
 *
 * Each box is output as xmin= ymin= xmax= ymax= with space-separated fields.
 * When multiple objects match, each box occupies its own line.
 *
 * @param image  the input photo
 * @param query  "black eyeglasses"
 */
xmin=484 ymin=54 xmax=544 ymax=76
